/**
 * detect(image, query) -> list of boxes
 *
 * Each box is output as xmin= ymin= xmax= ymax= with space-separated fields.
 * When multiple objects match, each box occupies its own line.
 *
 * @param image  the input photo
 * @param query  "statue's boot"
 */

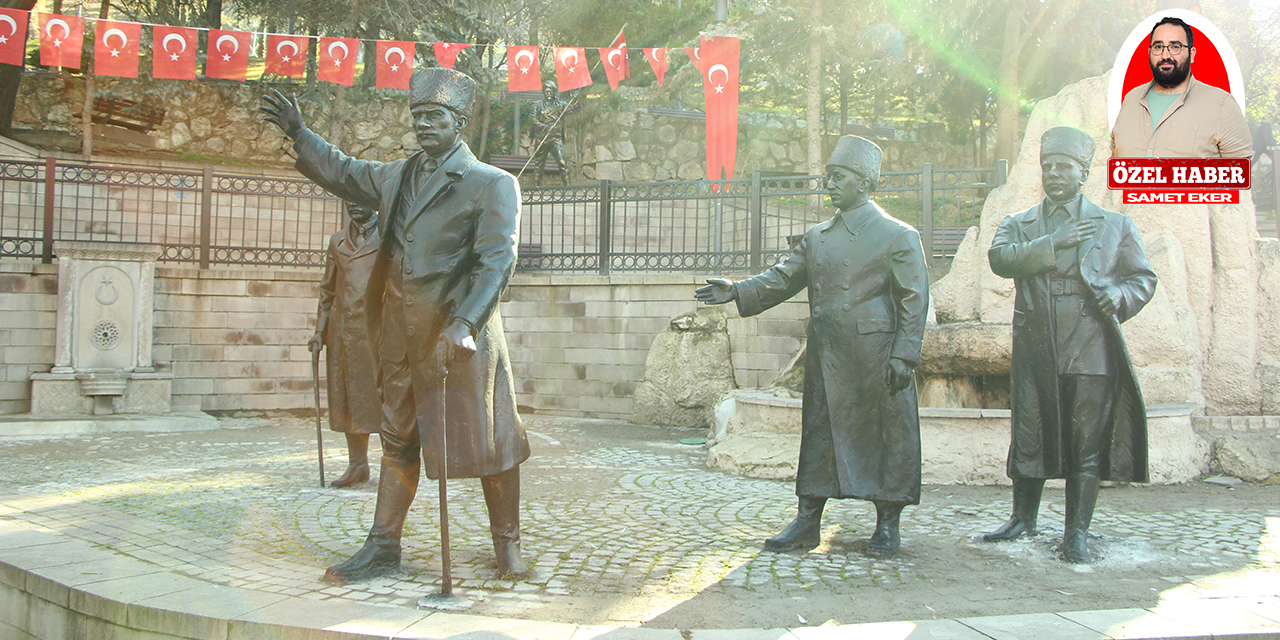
xmin=324 ymin=456 xmax=419 ymax=584
xmin=763 ymin=496 xmax=826 ymax=551
xmin=1062 ymin=472 xmax=1100 ymax=564
xmin=331 ymin=434 xmax=371 ymax=488
xmin=867 ymin=500 xmax=906 ymax=557
xmin=983 ymin=478 xmax=1045 ymax=541
xmin=330 ymin=461 xmax=370 ymax=488
xmin=482 ymin=466 xmax=531 ymax=580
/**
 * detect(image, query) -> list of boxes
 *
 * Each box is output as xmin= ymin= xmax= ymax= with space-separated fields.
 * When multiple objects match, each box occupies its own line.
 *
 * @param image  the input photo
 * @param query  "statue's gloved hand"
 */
xmin=307 ymin=332 xmax=323 ymax=353
xmin=434 ymin=320 xmax=478 ymax=374
xmin=260 ymin=89 xmax=305 ymax=140
xmin=695 ymin=278 xmax=737 ymax=305
xmin=1049 ymin=219 xmax=1099 ymax=250
xmin=1092 ymin=285 xmax=1121 ymax=317
xmin=886 ymin=357 xmax=914 ymax=394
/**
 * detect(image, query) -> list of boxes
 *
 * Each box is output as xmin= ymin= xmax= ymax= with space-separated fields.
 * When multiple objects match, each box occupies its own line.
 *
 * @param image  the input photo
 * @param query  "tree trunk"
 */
xmin=0 ymin=0 xmax=40 ymax=135
xmin=994 ymin=4 xmax=1021 ymax=164
xmin=81 ymin=0 xmax=112 ymax=158
xmin=806 ymin=0 xmax=823 ymax=177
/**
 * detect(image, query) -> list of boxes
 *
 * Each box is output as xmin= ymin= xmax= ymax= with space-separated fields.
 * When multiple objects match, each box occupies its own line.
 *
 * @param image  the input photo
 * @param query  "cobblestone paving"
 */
xmin=0 ymin=415 xmax=1277 ymax=629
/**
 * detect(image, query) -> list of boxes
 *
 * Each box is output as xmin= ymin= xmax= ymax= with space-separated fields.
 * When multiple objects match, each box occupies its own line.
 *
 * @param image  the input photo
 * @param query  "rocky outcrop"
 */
xmin=631 ymin=307 xmax=736 ymax=428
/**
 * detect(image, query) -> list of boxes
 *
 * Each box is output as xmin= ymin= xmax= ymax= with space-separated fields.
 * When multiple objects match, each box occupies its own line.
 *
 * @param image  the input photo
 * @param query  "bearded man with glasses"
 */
xmin=1110 ymin=16 xmax=1250 ymax=158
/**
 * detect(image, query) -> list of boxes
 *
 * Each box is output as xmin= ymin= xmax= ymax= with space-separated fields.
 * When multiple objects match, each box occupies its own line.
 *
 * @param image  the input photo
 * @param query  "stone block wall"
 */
xmin=0 ymin=266 xmax=809 ymax=420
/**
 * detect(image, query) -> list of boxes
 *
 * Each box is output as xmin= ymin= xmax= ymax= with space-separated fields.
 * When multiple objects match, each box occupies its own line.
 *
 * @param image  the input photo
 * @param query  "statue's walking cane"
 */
xmin=419 ymin=355 xmax=472 ymax=610
xmin=311 ymin=348 xmax=326 ymax=487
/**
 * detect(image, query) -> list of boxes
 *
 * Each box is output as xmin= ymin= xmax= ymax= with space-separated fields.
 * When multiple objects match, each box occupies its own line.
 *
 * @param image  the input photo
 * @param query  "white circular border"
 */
xmin=1107 ymin=9 xmax=1246 ymax=130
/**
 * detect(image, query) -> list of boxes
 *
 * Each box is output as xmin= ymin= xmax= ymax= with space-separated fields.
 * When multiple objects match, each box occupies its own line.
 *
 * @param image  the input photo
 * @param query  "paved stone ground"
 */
xmin=0 ymin=415 xmax=1277 ymax=631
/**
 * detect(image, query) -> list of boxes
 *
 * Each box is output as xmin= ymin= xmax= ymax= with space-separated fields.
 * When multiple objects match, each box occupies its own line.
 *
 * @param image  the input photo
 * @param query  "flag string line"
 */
xmin=12 ymin=8 xmax=699 ymax=53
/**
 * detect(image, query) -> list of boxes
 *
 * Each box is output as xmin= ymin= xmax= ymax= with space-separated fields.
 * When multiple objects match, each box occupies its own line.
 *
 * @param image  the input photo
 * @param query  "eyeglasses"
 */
xmin=1149 ymin=43 xmax=1188 ymax=55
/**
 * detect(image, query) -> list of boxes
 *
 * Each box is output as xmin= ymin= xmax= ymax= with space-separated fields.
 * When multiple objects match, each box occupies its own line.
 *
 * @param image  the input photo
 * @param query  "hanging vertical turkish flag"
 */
xmin=554 ymin=46 xmax=590 ymax=92
xmin=376 ymin=40 xmax=414 ymax=90
xmin=684 ymin=46 xmax=704 ymax=74
xmin=318 ymin=37 xmax=357 ymax=86
xmin=0 ymin=8 xmax=29 ymax=67
xmin=94 ymin=20 xmax=140 ymax=78
xmin=434 ymin=42 xmax=470 ymax=69
xmin=39 ymin=13 xmax=83 ymax=69
xmin=702 ymin=35 xmax=740 ymax=185
xmin=152 ymin=26 xmax=196 ymax=80
xmin=265 ymin=34 xmax=307 ymax=78
xmin=644 ymin=48 xmax=667 ymax=87
xmin=599 ymin=45 xmax=626 ymax=90
xmin=205 ymin=29 xmax=250 ymax=81
xmin=507 ymin=45 xmax=541 ymax=92
xmin=609 ymin=30 xmax=629 ymax=78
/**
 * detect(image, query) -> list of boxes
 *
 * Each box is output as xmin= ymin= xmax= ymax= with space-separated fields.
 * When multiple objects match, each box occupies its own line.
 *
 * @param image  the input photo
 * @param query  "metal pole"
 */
xmin=922 ymin=163 xmax=934 ymax=268
xmin=513 ymin=97 xmax=521 ymax=155
xmin=598 ymin=180 xmax=612 ymax=275
xmin=199 ymin=167 xmax=213 ymax=269
xmin=312 ymin=349 xmax=326 ymax=487
xmin=997 ymin=158 xmax=1008 ymax=186
xmin=713 ymin=197 xmax=723 ymax=275
xmin=715 ymin=0 xmax=728 ymax=23
xmin=41 ymin=158 xmax=55 ymax=264
xmin=749 ymin=171 xmax=762 ymax=269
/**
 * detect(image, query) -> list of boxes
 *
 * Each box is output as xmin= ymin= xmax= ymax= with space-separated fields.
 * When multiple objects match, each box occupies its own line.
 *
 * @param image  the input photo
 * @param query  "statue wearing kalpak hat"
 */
xmin=696 ymin=135 xmax=930 ymax=556
xmin=262 ymin=67 xmax=531 ymax=582
xmin=985 ymin=126 xmax=1157 ymax=563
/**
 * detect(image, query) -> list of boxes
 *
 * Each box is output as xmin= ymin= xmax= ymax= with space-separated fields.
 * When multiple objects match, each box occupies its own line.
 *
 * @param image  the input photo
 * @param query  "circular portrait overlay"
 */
xmin=1107 ymin=9 xmax=1245 ymax=131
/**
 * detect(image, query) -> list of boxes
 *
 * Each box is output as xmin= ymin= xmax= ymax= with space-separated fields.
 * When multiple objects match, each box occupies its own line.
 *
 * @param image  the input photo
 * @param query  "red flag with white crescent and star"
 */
xmin=265 ymin=34 xmax=307 ymax=78
xmin=643 ymin=48 xmax=667 ymax=87
xmin=39 ymin=13 xmax=83 ymax=69
xmin=554 ymin=46 xmax=590 ymax=92
xmin=684 ymin=46 xmax=704 ymax=75
xmin=702 ymin=35 xmax=740 ymax=185
xmin=318 ymin=36 xmax=357 ymax=86
xmin=376 ymin=40 xmax=414 ymax=90
xmin=433 ymin=42 xmax=470 ymax=69
xmin=205 ymin=29 xmax=250 ymax=81
xmin=609 ymin=30 xmax=629 ymax=78
xmin=507 ymin=45 xmax=541 ymax=92
xmin=94 ymin=20 xmax=140 ymax=78
xmin=598 ymin=45 xmax=626 ymax=90
xmin=0 ymin=8 xmax=30 ymax=67
xmin=152 ymin=26 xmax=197 ymax=80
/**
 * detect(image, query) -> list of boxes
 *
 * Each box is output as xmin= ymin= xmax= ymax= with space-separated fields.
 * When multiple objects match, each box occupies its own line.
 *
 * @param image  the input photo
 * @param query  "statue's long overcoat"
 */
xmin=295 ymin=129 xmax=529 ymax=479
xmin=734 ymin=202 xmax=929 ymax=504
xmin=988 ymin=197 xmax=1157 ymax=482
xmin=317 ymin=226 xmax=382 ymax=434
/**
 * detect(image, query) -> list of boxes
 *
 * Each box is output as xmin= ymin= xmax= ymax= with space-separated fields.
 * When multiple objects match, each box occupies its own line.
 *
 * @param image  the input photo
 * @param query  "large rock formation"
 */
xmin=932 ymin=71 xmax=1278 ymax=416
xmin=631 ymin=307 xmax=737 ymax=428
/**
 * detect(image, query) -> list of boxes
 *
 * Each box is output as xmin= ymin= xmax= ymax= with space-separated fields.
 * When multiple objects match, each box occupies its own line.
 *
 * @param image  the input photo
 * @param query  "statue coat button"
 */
xmin=406 ymin=233 xmax=415 ymax=243
xmin=406 ymin=326 xmax=415 ymax=336
xmin=842 ymin=283 xmax=850 ymax=290
xmin=843 ymin=304 xmax=852 ymax=312
xmin=405 ymin=296 xmax=414 ymax=306
xmin=844 ymin=259 xmax=851 ymax=266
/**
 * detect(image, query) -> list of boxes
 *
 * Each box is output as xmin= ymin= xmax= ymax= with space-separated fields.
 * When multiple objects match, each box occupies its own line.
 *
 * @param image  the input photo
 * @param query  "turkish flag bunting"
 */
xmin=265 ymin=34 xmax=307 ymax=78
xmin=609 ymin=30 xmax=629 ymax=78
xmin=94 ymin=20 xmax=140 ymax=78
xmin=152 ymin=26 xmax=196 ymax=80
xmin=376 ymin=40 xmax=414 ymax=90
xmin=684 ymin=46 xmax=704 ymax=74
xmin=0 ymin=8 xmax=29 ymax=67
xmin=39 ymin=13 xmax=83 ymax=69
xmin=643 ymin=48 xmax=667 ymax=87
xmin=205 ymin=29 xmax=250 ymax=81
xmin=554 ymin=46 xmax=590 ymax=92
xmin=507 ymin=45 xmax=541 ymax=92
xmin=702 ymin=35 xmax=740 ymax=185
xmin=318 ymin=37 xmax=358 ymax=86
xmin=599 ymin=45 xmax=626 ymax=90
xmin=433 ymin=42 xmax=470 ymax=69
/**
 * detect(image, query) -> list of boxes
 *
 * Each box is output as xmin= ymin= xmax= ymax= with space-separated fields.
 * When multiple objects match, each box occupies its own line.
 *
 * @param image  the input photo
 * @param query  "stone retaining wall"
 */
xmin=0 ymin=265 xmax=807 ymax=419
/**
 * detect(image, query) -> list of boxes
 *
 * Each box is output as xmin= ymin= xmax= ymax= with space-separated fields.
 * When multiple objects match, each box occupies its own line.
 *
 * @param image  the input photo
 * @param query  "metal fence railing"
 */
xmin=1 ymin=157 xmax=1007 ymax=271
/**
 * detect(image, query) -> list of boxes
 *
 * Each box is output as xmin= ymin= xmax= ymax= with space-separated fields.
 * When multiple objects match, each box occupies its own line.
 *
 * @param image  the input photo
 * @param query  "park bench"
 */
xmin=489 ymin=155 xmax=562 ymax=175
xmin=91 ymin=97 xmax=165 ymax=147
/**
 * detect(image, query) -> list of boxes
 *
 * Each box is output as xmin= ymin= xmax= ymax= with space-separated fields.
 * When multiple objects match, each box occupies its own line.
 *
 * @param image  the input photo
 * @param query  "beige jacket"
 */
xmin=1110 ymin=76 xmax=1251 ymax=158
